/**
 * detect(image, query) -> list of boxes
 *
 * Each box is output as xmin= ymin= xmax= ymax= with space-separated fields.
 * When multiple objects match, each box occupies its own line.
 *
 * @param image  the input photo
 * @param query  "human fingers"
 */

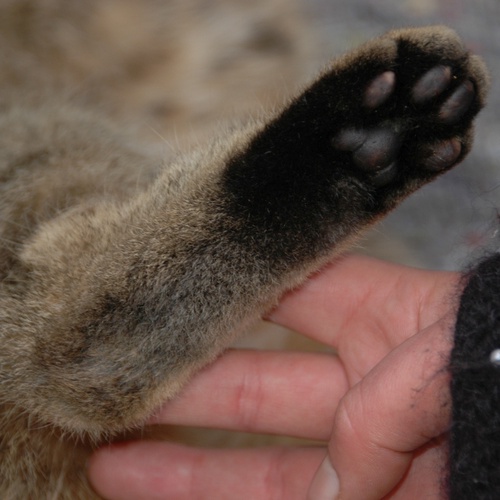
xmin=89 ymin=441 xmax=324 ymax=500
xmin=150 ymin=349 xmax=346 ymax=441
xmin=308 ymin=314 xmax=453 ymax=500
xmin=269 ymin=254 xmax=457 ymax=349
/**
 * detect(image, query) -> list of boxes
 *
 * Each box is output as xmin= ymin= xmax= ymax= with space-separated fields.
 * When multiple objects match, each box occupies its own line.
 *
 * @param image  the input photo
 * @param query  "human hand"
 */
xmin=88 ymin=254 xmax=458 ymax=499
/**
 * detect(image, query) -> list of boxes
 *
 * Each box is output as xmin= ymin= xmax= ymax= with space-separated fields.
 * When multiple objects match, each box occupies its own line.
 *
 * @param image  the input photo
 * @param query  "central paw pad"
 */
xmin=333 ymin=125 xmax=402 ymax=185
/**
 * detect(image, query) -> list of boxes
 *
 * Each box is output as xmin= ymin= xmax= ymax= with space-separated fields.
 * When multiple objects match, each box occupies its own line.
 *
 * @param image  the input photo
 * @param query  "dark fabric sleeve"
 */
xmin=449 ymin=252 xmax=500 ymax=499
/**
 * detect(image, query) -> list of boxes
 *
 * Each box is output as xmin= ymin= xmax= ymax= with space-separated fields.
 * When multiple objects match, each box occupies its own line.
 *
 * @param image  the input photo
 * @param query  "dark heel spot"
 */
xmin=412 ymin=65 xmax=452 ymax=104
xmin=439 ymin=80 xmax=475 ymax=123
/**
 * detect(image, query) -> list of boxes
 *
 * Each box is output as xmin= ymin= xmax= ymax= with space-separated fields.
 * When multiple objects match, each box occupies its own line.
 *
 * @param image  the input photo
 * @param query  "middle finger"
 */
xmin=150 ymin=349 xmax=347 ymax=441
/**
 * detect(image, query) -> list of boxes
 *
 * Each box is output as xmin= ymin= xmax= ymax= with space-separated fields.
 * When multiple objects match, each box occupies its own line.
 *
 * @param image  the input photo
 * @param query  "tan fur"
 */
xmin=0 ymin=1 xmax=489 ymax=498
xmin=0 ymin=2 xmax=318 ymax=497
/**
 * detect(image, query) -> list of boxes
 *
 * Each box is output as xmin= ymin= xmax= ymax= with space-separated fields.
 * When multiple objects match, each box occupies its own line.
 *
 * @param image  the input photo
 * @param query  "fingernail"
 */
xmin=307 ymin=456 xmax=340 ymax=500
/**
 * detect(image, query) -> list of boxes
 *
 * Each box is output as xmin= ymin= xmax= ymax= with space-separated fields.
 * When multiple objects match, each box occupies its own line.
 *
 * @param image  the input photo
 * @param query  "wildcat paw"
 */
xmin=223 ymin=26 xmax=488 ymax=252
xmin=331 ymin=67 xmax=473 ymax=185
xmin=328 ymin=26 xmax=488 ymax=189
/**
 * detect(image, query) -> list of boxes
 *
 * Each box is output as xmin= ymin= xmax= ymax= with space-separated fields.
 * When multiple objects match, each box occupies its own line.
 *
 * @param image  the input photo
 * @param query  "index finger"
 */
xmin=269 ymin=254 xmax=457 ymax=348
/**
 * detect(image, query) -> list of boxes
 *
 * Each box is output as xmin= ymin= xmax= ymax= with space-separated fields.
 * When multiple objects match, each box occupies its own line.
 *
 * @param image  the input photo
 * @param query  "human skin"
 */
xmin=88 ymin=254 xmax=458 ymax=499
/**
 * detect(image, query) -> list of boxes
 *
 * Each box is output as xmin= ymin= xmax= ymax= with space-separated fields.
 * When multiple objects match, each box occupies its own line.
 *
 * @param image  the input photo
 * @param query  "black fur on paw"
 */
xmin=222 ymin=26 xmax=489 ymax=248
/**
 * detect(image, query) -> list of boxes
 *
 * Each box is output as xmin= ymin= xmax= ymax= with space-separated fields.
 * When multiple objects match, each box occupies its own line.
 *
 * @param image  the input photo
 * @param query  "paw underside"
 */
xmin=326 ymin=27 xmax=486 ymax=188
xmin=332 ymin=65 xmax=473 ymax=186
xmin=227 ymin=26 xmax=487 ymax=236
